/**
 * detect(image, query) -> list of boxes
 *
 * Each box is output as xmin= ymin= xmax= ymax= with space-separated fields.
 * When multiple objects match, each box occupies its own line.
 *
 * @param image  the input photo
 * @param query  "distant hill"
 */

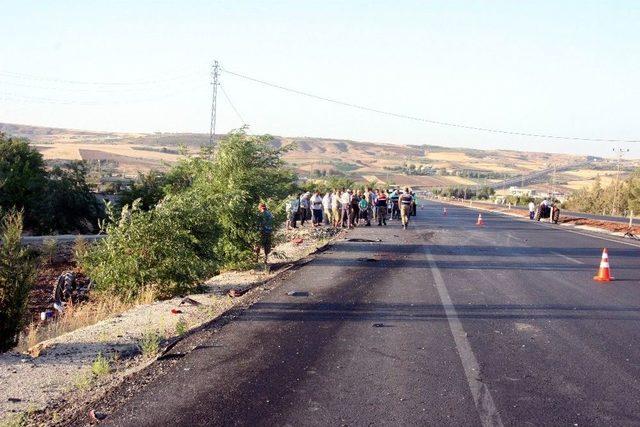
xmin=2 ymin=122 xmax=613 ymax=191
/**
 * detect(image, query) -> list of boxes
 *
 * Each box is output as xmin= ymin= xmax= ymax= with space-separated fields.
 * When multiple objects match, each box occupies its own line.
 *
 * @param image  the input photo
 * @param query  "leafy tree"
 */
xmin=627 ymin=171 xmax=640 ymax=214
xmin=0 ymin=134 xmax=47 ymax=229
xmin=41 ymin=162 xmax=103 ymax=233
xmin=118 ymin=170 xmax=167 ymax=211
xmin=210 ymin=129 xmax=297 ymax=266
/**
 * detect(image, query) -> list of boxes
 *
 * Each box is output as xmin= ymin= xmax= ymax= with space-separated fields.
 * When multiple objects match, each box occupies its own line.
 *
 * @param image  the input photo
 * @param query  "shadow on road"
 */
xmin=238 ymin=302 xmax=640 ymax=322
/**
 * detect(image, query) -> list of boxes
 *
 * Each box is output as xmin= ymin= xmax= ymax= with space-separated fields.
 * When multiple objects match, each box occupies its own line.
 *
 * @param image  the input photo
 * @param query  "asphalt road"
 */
xmin=96 ymin=201 xmax=640 ymax=426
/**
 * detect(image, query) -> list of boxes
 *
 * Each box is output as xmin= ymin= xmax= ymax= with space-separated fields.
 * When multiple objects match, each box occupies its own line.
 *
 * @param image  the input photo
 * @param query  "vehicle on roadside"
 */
xmin=534 ymin=202 xmax=560 ymax=224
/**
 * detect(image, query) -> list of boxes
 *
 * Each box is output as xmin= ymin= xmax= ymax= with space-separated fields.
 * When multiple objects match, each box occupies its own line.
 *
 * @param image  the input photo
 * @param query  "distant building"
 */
xmin=508 ymin=186 xmax=537 ymax=197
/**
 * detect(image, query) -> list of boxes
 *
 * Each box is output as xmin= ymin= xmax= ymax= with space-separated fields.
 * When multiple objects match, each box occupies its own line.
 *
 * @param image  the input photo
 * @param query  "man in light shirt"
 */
xmin=311 ymin=191 xmax=323 ymax=227
xmin=528 ymin=201 xmax=535 ymax=220
xmin=299 ymin=192 xmax=310 ymax=226
xmin=340 ymin=189 xmax=352 ymax=228
xmin=331 ymin=189 xmax=342 ymax=227
xmin=322 ymin=190 xmax=332 ymax=226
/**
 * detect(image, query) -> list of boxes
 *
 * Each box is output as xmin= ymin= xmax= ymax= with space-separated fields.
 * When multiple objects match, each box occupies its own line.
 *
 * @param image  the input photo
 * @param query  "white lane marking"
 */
xmin=424 ymin=247 xmax=504 ymax=427
xmin=550 ymin=251 xmax=584 ymax=265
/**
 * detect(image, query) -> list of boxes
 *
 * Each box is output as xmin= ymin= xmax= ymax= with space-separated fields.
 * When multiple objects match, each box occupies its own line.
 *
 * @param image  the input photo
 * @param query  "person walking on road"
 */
xmin=351 ymin=190 xmax=361 ymax=227
xmin=340 ymin=189 xmax=352 ymax=228
xmin=359 ymin=195 xmax=371 ymax=226
xmin=399 ymin=188 xmax=413 ymax=229
xmin=528 ymin=200 xmax=536 ymax=220
xmin=410 ymin=191 xmax=417 ymax=216
xmin=255 ymin=203 xmax=274 ymax=264
xmin=332 ymin=189 xmax=342 ymax=227
xmin=322 ymin=190 xmax=332 ymax=226
xmin=376 ymin=189 xmax=388 ymax=226
xmin=311 ymin=191 xmax=323 ymax=227
xmin=299 ymin=192 xmax=310 ymax=227
xmin=390 ymin=188 xmax=400 ymax=220
xmin=285 ymin=194 xmax=300 ymax=229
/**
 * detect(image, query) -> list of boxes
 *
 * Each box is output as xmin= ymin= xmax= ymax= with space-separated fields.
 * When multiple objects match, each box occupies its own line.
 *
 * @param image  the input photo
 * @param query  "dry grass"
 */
xmin=565 ymin=169 xmax=620 ymax=179
xmin=565 ymin=176 xmax=616 ymax=190
xmin=425 ymin=152 xmax=471 ymax=161
xmin=443 ymin=176 xmax=477 ymax=185
xmin=17 ymin=288 xmax=156 ymax=355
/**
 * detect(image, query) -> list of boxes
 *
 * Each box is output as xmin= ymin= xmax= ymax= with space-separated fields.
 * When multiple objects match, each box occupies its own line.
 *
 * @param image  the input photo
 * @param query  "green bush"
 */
xmin=0 ymin=211 xmax=37 ymax=352
xmin=80 ymin=196 xmax=220 ymax=300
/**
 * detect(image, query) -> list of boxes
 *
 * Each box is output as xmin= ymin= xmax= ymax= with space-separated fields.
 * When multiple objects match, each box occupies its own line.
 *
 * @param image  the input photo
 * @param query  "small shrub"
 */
xmin=91 ymin=353 xmax=110 ymax=377
xmin=74 ymin=371 xmax=93 ymax=390
xmin=0 ymin=211 xmax=37 ymax=352
xmin=72 ymin=235 xmax=89 ymax=263
xmin=0 ymin=412 xmax=27 ymax=427
xmin=175 ymin=318 xmax=188 ymax=336
xmin=138 ymin=330 xmax=161 ymax=357
xmin=41 ymin=236 xmax=57 ymax=265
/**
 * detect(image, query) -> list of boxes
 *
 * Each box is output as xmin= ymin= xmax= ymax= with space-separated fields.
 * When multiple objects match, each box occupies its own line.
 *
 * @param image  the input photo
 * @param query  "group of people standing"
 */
xmin=286 ymin=187 xmax=418 ymax=230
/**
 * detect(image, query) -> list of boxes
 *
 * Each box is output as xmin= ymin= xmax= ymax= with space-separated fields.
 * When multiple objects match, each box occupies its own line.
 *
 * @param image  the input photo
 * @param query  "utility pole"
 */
xmin=209 ymin=60 xmax=220 ymax=148
xmin=612 ymin=147 xmax=629 ymax=216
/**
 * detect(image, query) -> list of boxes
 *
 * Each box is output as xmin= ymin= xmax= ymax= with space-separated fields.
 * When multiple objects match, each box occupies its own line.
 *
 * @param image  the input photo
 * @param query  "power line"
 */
xmin=220 ymin=84 xmax=246 ymax=126
xmin=0 ymin=69 xmax=205 ymax=86
xmin=222 ymin=67 xmax=640 ymax=143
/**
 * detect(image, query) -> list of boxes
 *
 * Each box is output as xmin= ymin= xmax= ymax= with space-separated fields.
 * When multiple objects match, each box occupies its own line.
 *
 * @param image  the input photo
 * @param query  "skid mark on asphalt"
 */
xmin=424 ymin=247 xmax=504 ymax=427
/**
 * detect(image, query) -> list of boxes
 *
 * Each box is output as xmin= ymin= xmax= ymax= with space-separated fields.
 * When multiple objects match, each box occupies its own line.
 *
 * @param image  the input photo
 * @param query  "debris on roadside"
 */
xmin=227 ymin=288 xmax=249 ymax=298
xmin=89 ymin=409 xmax=107 ymax=422
xmin=180 ymin=297 xmax=201 ymax=306
xmin=286 ymin=291 xmax=309 ymax=297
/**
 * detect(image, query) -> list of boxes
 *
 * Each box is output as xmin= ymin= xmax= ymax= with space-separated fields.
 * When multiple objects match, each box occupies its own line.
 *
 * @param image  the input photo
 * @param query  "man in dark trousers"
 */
xmin=376 ymin=189 xmax=388 ymax=226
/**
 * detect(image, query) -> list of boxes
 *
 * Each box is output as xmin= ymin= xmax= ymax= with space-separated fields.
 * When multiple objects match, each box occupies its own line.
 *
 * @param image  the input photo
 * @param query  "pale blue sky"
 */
xmin=1 ymin=0 xmax=639 ymax=157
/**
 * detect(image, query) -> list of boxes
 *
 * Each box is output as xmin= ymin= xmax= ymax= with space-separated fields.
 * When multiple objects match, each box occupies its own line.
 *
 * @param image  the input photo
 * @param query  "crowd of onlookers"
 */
xmin=285 ymin=187 xmax=418 ymax=230
xmin=255 ymin=187 xmax=418 ymax=264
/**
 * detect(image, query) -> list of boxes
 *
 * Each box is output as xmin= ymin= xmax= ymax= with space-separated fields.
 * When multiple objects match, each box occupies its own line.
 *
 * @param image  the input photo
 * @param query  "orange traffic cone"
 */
xmin=593 ymin=248 xmax=614 ymax=282
xmin=476 ymin=213 xmax=485 ymax=226
xmin=443 ymin=207 xmax=447 ymax=216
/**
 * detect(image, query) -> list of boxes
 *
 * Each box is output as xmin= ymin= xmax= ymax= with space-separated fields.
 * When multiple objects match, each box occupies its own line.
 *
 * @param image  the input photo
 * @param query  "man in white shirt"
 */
xmin=528 ymin=201 xmax=536 ymax=220
xmin=311 ymin=192 xmax=323 ymax=227
xmin=322 ymin=191 xmax=332 ymax=226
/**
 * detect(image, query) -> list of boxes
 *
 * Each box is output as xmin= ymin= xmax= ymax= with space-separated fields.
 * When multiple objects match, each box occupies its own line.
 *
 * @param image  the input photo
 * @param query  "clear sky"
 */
xmin=1 ymin=0 xmax=639 ymax=157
